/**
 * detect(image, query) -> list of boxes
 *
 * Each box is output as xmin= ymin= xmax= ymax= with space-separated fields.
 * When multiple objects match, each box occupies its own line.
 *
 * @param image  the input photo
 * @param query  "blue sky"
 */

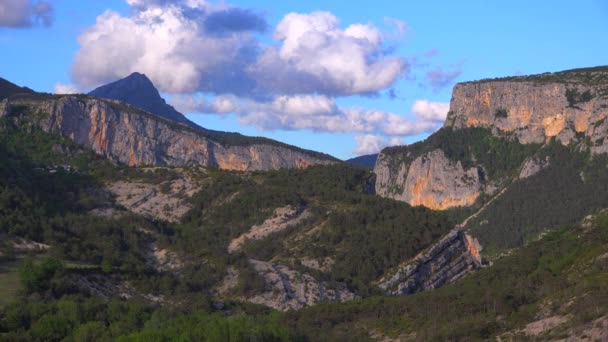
xmin=1 ymin=0 xmax=607 ymax=159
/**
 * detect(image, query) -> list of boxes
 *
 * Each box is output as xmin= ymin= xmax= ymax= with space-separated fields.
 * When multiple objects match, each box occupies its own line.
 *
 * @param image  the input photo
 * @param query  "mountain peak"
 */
xmin=88 ymin=72 xmax=198 ymax=128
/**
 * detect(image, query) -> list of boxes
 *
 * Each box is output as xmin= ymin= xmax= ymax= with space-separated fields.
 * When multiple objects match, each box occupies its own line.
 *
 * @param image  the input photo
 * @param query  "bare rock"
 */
xmin=377 ymin=229 xmax=483 ymax=295
xmin=107 ymin=171 xmax=197 ymax=222
xmin=228 ymin=205 xmax=310 ymax=253
xmin=375 ymin=149 xmax=482 ymax=210
xmin=0 ymin=96 xmax=335 ymax=171
xmin=245 ymin=260 xmax=355 ymax=311
xmin=445 ymin=72 xmax=608 ymax=149
xmin=519 ymin=155 xmax=551 ymax=179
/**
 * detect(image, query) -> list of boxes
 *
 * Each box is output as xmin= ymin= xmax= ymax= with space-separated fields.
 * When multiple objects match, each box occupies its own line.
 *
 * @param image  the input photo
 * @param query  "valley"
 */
xmin=1 ymin=66 xmax=608 ymax=341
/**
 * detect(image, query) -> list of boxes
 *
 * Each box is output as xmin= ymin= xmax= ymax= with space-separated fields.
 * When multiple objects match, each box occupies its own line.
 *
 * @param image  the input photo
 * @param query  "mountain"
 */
xmin=0 ymin=80 xmax=337 ymax=171
xmin=345 ymin=153 xmax=378 ymax=169
xmin=88 ymin=72 xmax=198 ymax=128
xmin=375 ymin=65 xmax=608 ymax=211
xmin=372 ymin=65 xmax=608 ymax=294
xmin=1 ymin=66 xmax=608 ymax=341
xmin=0 ymin=77 xmax=34 ymax=100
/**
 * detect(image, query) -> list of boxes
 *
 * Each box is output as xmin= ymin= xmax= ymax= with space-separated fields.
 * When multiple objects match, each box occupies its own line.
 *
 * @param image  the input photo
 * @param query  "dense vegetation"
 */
xmin=0 ymin=117 xmax=458 ymax=339
xmin=3 ymin=210 xmax=606 ymax=340
xmin=176 ymin=164 xmax=453 ymax=296
xmin=467 ymin=141 xmax=608 ymax=255
xmin=284 ymin=213 xmax=608 ymax=340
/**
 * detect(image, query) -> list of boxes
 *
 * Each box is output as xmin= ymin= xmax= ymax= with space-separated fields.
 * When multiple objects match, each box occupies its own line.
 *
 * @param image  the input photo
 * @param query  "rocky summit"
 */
xmin=88 ymin=72 xmax=198 ymax=128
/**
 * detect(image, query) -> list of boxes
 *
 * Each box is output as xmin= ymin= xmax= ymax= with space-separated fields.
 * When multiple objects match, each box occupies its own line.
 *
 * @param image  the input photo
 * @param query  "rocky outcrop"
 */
xmin=377 ymin=228 xmax=483 ymax=295
xmin=376 ymin=149 xmax=482 ymax=210
xmin=519 ymin=156 xmax=551 ymax=179
xmin=228 ymin=206 xmax=310 ymax=253
xmin=108 ymin=170 xmax=199 ymax=222
xmin=444 ymin=68 xmax=608 ymax=150
xmin=374 ymin=67 xmax=608 ymax=211
xmin=0 ymin=95 xmax=335 ymax=170
xmin=245 ymin=260 xmax=355 ymax=311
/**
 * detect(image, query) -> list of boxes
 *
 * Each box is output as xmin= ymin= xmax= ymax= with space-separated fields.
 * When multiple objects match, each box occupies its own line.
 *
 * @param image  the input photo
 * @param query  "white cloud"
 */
xmin=175 ymin=94 xmax=449 ymax=137
xmin=171 ymin=94 xmax=235 ymax=114
xmin=412 ymin=100 xmax=449 ymax=122
xmin=53 ymin=83 xmax=80 ymax=94
xmin=0 ymin=0 xmax=54 ymax=28
xmin=354 ymin=135 xmax=402 ymax=155
xmin=70 ymin=3 xmax=407 ymax=97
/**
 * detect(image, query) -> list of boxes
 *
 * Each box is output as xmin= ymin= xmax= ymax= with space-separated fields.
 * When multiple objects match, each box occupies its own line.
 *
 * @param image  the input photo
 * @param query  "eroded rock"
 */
xmin=244 ymin=260 xmax=355 ymax=311
xmin=377 ymin=229 xmax=483 ymax=295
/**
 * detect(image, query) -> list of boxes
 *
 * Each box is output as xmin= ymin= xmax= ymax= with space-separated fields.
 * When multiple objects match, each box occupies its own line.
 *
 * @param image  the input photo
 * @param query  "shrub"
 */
xmin=495 ymin=108 xmax=508 ymax=118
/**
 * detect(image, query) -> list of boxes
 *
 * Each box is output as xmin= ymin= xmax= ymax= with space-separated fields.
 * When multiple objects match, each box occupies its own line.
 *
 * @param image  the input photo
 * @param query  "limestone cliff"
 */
xmin=374 ymin=66 xmax=608 ymax=210
xmin=375 ymin=149 xmax=482 ymax=210
xmin=445 ymin=66 xmax=608 ymax=151
xmin=0 ymin=94 xmax=335 ymax=171
xmin=377 ymin=228 xmax=483 ymax=295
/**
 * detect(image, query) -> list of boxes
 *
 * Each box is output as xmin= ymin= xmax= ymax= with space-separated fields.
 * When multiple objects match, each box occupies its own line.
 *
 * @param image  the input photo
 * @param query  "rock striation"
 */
xmin=377 ymin=228 xmax=483 ymax=295
xmin=0 ymin=95 xmax=335 ymax=171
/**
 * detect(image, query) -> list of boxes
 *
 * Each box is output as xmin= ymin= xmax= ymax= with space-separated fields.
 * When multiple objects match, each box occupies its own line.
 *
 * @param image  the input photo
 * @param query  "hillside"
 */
xmin=1 ymin=66 xmax=608 ymax=341
xmin=346 ymin=153 xmax=378 ymax=169
xmin=371 ymin=66 xmax=608 ymax=297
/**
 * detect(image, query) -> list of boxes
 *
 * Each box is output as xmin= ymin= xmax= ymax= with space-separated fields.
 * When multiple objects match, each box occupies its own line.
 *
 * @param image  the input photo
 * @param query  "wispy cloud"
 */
xmin=426 ymin=65 xmax=462 ymax=91
xmin=0 ymin=0 xmax=54 ymax=28
xmin=53 ymin=83 xmax=80 ymax=94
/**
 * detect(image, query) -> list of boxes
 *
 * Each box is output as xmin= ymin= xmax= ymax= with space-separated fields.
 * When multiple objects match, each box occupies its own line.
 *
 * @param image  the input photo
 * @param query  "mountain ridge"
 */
xmin=0 ymin=77 xmax=338 ymax=170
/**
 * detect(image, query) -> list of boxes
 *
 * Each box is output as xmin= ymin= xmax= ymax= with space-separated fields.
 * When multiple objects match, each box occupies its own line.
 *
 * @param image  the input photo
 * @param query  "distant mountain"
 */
xmin=88 ymin=72 xmax=197 ymax=128
xmin=345 ymin=153 xmax=378 ymax=169
xmin=0 ymin=77 xmax=34 ymax=100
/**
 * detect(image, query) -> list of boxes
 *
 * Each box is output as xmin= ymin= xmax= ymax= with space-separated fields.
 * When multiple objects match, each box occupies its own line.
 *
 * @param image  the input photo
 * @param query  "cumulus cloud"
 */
xmin=426 ymin=66 xmax=462 ymax=91
xmin=0 ymin=0 xmax=54 ymax=28
xmin=53 ymin=83 xmax=80 ymax=94
xmin=354 ymin=135 xmax=402 ymax=155
xmin=70 ymin=2 xmax=407 ymax=98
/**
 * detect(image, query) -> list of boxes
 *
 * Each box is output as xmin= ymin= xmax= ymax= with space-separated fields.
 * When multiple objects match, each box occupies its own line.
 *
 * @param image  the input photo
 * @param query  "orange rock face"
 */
xmin=446 ymin=78 xmax=608 ymax=145
xmin=0 ymin=96 xmax=335 ymax=171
